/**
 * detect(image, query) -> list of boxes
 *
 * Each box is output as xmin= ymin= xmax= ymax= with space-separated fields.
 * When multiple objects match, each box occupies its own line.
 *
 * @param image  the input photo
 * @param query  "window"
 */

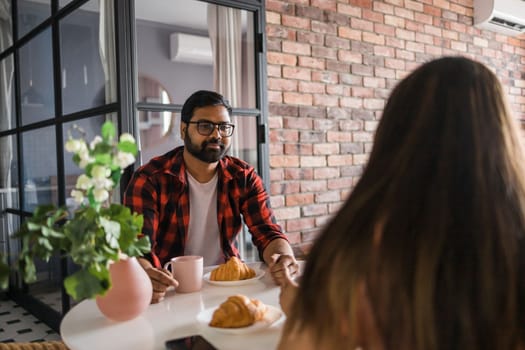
xmin=133 ymin=0 xmax=268 ymax=262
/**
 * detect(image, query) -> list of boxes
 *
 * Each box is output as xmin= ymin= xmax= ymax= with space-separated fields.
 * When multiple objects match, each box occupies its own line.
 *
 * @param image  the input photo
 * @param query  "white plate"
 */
xmin=203 ymin=266 xmax=265 ymax=286
xmin=196 ymin=304 xmax=284 ymax=334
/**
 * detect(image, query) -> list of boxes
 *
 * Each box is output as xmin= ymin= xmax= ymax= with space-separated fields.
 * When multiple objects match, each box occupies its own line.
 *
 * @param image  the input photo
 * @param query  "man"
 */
xmin=124 ymin=90 xmax=298 ymax=303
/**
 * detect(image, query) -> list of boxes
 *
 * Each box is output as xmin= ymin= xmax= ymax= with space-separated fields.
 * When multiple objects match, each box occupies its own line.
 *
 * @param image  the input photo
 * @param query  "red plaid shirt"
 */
xmin=124 ymin=146 xmax=287 ymax=268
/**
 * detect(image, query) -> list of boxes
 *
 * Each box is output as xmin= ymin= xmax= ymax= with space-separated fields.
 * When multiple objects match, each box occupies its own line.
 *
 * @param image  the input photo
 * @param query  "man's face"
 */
xmin=182 ymin=105 xmax=233 ymax=163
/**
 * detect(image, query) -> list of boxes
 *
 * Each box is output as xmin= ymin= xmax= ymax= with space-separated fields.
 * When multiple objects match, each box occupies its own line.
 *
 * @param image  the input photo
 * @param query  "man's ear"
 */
xmin=180 ymin=124 xmax=186 ymax=139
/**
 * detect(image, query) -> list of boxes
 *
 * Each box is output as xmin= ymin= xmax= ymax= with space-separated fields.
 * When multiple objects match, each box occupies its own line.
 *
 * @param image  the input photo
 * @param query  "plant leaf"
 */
xmin=101 ymin=120 xmax=116 ymax=141
xmin=64 ymin=268 xmax=110 ymax=300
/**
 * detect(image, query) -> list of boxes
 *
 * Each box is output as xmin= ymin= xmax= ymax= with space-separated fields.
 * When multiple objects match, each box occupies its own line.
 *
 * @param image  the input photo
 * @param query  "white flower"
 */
xmin=93 ymin=177 xmax=114 ymax=191
xmin=115 ymin=151 xmax=135 ymax=169
xmin=71 ymin=189 xmax=84 ymax=204
xmin=89 ymin=136 xmax=103 ymax=150
xmin=120 ymin=133 xmax=135 ymax=143
xmin=65 ymin=139 xmax=83 ymax=153
xmin=76 ymin=174 xmax=92 ymax=190
xmin=91 ymin=165 xmax=111 ymax=180
xmin=78 ymin=149 xmax=94 ymax=169
xmin=93 ymin=188 xmax=109 ymax=203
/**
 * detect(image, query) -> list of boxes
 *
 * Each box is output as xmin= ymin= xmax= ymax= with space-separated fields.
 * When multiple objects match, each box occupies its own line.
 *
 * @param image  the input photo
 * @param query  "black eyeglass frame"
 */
xmin=186 ymin=121 xmax=235 ymax=137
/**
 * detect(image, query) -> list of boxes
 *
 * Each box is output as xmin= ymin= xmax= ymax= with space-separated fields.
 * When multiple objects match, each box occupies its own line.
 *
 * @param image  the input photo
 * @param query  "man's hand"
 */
xmin=279 ymin=265 xmax=299 ymax=316
xmin=138 ymin=258 xmax=178 ymax=303
xmin=269 ymin=253 xmax=299 ymax=286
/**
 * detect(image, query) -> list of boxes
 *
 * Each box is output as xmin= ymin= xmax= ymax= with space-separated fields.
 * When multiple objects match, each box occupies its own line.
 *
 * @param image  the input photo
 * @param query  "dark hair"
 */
xmin=285 ymin=56 xmax=525 ymax=350
xmin=180 ymin=90 xmax=232 ymax=123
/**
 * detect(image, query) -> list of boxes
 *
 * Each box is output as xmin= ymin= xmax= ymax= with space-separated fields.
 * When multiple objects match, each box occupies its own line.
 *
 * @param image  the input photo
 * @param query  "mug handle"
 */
xmin=163 ymin=261 xmax=172 ymax=272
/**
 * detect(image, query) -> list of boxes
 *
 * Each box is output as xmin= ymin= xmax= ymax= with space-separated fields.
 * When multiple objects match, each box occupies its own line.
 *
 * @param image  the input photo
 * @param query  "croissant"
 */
xmin=210 ymin=257 xmax=256 ymax=281
xmin=209 ymin=295 xmax=267 ymax=328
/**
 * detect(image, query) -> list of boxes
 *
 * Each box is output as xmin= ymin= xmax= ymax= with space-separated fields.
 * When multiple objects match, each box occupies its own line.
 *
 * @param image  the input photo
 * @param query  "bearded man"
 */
xmin=124 ymin=90 xmax=298 ymax=303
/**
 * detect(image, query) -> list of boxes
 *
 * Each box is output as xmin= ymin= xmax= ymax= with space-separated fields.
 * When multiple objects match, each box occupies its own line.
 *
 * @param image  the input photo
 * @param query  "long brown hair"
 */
xmin=286 ymin=56 xmax=525 ymax=350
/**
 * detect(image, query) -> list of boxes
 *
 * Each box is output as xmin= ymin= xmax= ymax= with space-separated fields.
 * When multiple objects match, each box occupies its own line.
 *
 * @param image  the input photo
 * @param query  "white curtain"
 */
xmin=207 ymin=5 xmax=259 ymax=261
xmin=0 ymin=0 xmax=13 ymax=189
xmin=207 ymin=4 xmax=257 ymax=165
xmin=99 ymin=0 xmax=117 ymax=105
xmin=207 ymin=4 xmax=242 ymax=107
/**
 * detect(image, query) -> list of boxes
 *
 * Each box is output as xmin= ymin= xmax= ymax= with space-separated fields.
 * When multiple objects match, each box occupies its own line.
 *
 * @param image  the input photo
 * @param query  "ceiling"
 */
xmin=134 ymin=0 xmax=208 ymax=30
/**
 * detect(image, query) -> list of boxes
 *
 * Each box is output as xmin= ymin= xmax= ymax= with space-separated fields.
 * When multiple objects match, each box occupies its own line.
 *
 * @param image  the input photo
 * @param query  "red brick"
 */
xmin=266 ymin=12 xmax=281 ymax=25
xmin=349 ymin=0 xmax=372 ymax=8
xmin=286 ymin=217 xmax=316 ymax=232
xmin=298 ymin=81 xmax=325 ymax=94
xmin=286 ymin=193 xmax=314 ymax=206
xmin=268 ymin=78 xmax=298 ymax=91
xmin=270 ymin=195 xmax=285 ymax=208
xmin=363 ymin=32 xmax=385 ymax=45
xmin=267 ymin=52 xmax=297 ymax=66
xmin=313 ymin=94 xmax=339 ymax=107
xmin=351 ymin=17 xmax=374 ymax=32
xmin=268 ymin=91 xmax=283 ymax=103
xmin=282 ymin=41 xmax=312 ymax=55
xmin=284 ymin=143 xmax=312 ymax=156
xmin=284 ymin=168 xmax=314 ymax=180
xmin=298 ymin=56 xmax=326 ymax=70
xmin=312 ymin=46 xmax=338 ymax=60
xmin=339 ymin=27 xmax=362 ymax=41
xmin=327 ymin=177 xmax=354 ymax=190
xmin=311 ymin=0 xmax=336 ymax=11
xmin=311 ymin=21 xmax=338 ymax=35
xmin=326 ymin=84 xmax=347 ymax=96
xmin=301 ymin=204 xmax=328 ymax=217
xmin=282 ymin=15 xmax=310 ymax=30
xmin=312 ymin=71 xmax=338 ymax=84
xmin=315 ymin=190 xmax=341 ymax=202
xmin=362 ymin=9 xmax=384 ymax=23
xmin=283 ymin=92 xmax=313 ymax=105
xmin=266 ymin=0 xmax=295 ymax=14
xmin=273 ymin=206 xmax=301 ymax=220
xmin=337 ymin=3 xmax=362 ymax=17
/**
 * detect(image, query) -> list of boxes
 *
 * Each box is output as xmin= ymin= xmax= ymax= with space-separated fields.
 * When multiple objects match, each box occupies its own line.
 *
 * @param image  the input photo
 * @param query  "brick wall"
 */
xmin=265 ymin=0 xmax=525 ymax=255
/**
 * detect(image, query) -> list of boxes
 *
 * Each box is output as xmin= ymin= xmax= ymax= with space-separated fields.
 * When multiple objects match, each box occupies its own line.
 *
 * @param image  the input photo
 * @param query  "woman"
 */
xmin=278 ymin=56 xmax=525 ymax=350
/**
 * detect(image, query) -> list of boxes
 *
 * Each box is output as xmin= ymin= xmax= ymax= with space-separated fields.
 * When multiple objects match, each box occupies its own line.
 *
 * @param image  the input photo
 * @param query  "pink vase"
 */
xmin=96 ymin=257 xmax=152 ymax=322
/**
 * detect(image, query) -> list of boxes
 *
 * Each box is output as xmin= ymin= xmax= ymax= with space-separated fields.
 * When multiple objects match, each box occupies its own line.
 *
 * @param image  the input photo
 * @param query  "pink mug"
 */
xmin=163 ymin=255 xmax=203 ymax=293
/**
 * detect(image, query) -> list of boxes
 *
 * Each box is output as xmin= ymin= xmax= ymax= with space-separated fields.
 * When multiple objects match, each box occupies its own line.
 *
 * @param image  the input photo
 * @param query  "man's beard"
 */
xmin=184 ymin=133 xmax=230 ymax=163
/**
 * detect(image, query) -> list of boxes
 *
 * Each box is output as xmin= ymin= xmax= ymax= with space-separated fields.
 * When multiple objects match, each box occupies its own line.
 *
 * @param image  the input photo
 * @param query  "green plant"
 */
xmin=14 ymin=120 xmax=150 ymax=300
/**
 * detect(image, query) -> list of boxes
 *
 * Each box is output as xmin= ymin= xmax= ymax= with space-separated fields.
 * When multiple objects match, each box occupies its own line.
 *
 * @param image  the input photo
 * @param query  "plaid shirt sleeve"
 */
xmin=124 ymin=170 xmax=162 ymax=267
xmin=235 ymin=166 xmax=288 ymax=258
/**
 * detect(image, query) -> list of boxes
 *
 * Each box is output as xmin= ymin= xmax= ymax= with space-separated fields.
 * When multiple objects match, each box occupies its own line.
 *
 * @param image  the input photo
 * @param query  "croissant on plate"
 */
xmin=209 ymin=294 xmax=267 ymax=328
xmin=210 ymin=256 xmax=256 ymax=281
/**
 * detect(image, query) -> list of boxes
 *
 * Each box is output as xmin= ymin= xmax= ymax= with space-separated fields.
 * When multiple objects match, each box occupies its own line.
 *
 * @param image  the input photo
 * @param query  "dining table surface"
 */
xmin=60 ymin=261 xmax=302 ymax=350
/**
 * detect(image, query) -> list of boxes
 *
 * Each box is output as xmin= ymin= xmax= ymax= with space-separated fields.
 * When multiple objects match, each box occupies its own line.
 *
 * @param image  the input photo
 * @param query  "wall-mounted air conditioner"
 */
xmin=474 ymin=0 xmax=525 ymax=36
xmin=169 ymin=33 xmax=213 ymax=65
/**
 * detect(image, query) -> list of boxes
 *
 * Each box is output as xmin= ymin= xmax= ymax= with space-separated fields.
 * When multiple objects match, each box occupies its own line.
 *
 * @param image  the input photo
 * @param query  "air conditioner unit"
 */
xmin=474 ymin=0 xmax=525 ymax=36
xmin=169 ymin=33 xmax=213 ymax=65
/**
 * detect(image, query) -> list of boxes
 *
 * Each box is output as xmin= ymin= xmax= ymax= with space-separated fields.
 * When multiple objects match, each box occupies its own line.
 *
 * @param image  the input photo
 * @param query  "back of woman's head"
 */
xmin=292 ymin=56 xmax=525 ymax=350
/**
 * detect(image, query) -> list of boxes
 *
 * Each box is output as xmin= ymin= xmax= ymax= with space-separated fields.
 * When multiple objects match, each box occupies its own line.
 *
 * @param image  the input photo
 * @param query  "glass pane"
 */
xmin=59 ymin=0 xmax=74 ymax=8
xmin=19 ymin=28 xmax=55 ymax=125
xmin=0 ymin=54 xmax=15 ymax=132
xmin=62 ymin=115 xmax=106 ymax=205
xmin=24 ymin=252 xmax=63 ymax=313
xmin=21 ymin=126 xmax=57 ymax=211
xmin=135 ymin=0 xmax=256 ymax=108
xmin=230 ymin=115 xmax=258 ymax=168
xmin=0 ymin=133 xmax=18 ymax=193
xmin=0 ymin=0 xmax=13 ymax=49
xmin=17 ymin=0 xmax=51 ymax=39
xmin=60 ymin=0 xmax=115 ymax=115
xmin=138 ymin=94 xmax=182 ymax=164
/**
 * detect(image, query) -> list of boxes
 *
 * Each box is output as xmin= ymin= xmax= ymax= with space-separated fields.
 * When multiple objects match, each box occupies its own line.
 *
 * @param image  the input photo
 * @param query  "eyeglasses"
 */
xmin=186 ymin=121 xmax=235 ymax=137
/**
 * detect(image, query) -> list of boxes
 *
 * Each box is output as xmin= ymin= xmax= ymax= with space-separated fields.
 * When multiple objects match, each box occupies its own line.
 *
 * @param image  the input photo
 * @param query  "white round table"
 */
xmin=60 ymin=262 xmax=289 ymax=350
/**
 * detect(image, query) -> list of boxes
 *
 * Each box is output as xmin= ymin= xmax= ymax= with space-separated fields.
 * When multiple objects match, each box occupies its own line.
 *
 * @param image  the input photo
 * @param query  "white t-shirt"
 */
xmin=184 ymin=171 xmax=223 ymax=266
